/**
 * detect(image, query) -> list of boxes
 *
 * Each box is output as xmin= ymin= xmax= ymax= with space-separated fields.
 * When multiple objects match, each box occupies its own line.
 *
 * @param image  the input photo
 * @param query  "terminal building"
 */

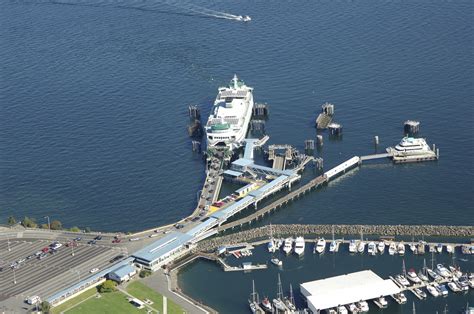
xmin=300 ymin=270 xmax=401 ymax=313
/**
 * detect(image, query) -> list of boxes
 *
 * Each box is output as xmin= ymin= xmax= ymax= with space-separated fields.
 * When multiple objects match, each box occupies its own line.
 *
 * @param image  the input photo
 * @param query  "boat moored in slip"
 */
xmin=413 ymin=287 xmax=427 ymax=299
xmin=329 ymin=240 xmax=337 ymax=253
xmin=267 ymin=239 xmax=276 ymax=253
xmin=316 ymin=237 xmax=326 ymax=254
xmin=260 ymin=297 xmax=273 ymax=312
xmin=373 ymin=296 xmax=388 ymax=309
xmin=397 ymin=242 xmax=405 ymax=255
xmin=357 ymin=240 xmax=366 ymax=253
xmin=348 ymin=240 xmax=357 ymax=253
xmin=427 ymin=284 xmax=440 ymax=297
xmin=448 ymin=282 xmax=461 ymax=292
xmin=270 ymin=258 xmax=282 ymax=267
xmin=436 ymin=264 xmax=452 ymax=278
xmin=449 ymin=265 xmax=463 ymax=278
xmin=337 ymin=305 xmax=348 ymax=314
xmin=283 ymin=238 xmax=293 ymax=255
xmin=367 ymin=242 xmax=376 ymax=255
xmin=438 ymin=284 xmax=449 ymax=296
xmin=357 ymin=301 xmax=369 ymax=312
xmin=388 ymin=242 xmax=396 ymax=255
xmin=409 ymin=242 xmax=417 ymax=253
xmin=294 ymin=236 xmax=305 ymax=256
xmin=395 ymin=274 xmax=410 ymax=287
xmin=418 ymin=270 xmax=429 ymax=282
xmin=446 ymin=244 xmax=454 ymax=254
xmin=426 ymin=268 xmax=441 ymax=281
xmin=391 ymin=292 xmax=407 ymax=304
xmin=407 ymin=268 xmax=422 ymax=283
xmin=436 ymin=243 xmax=443 ymax=253
xmin=377 ymin=241 xmax=385 ymax=254
xmin=387 ymin=137 xmax=438 ymax=163
xmin=347 ymin=303 xmax=359 ymax=313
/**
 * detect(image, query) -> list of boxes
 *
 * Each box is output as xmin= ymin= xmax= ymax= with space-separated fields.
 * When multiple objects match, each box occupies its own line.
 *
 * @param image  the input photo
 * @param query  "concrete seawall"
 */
xmin=196 ymin=224 xmax=474 ymax=251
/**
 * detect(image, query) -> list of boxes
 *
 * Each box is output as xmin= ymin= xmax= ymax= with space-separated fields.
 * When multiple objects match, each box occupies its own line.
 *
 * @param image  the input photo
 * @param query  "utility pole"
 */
xmin=44 ymin=216 xmax=51 ymax=230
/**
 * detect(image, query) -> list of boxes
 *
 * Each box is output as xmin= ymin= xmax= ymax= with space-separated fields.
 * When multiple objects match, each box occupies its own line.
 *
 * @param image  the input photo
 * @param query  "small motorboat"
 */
xmin=397 ymin=242 xmax=405 ymax=255
xmin=409 ymin=242 xmax=417 ymax=253
xmin=337 ymin=305 xmax=348 ymax=314
xmin=367 ymin=242 xmax=376 ymax=255
xmin=267 ymin=239 xmax=276 ymax=253
xmin=418 ymin=270 xmax=429 ymax=282
xmin=426 ymin=284 xmax=439 ymax=297
xmin=348 ymin=240 xmax=357 ymax=253
xmin=271 ymin=258 xmax=282 ymax=267
xmin=347 ymin=303 xmax=359 ymax=313
xmin=357 ymin=301 xmax=369 ymax=312
xmin=261 ymin=297 xmax=273 ymax=312
xmin=446 ymin=244 xmax=454 ymax=254
xmin=388 ymin=242 xmax=396 ymax=255
xmin=436 ymin=243 xmax=443 ymax=253
xmin=436 ymin=264 xmax=452 ymax=278
xmin=377 ymin=296 xmax=388 ymax=308
xmin=395 ymin=274 xmax=410 ymax=286
xmin=427 ymin=268 xmax=440 ymax=281
xmin=448 ymin=282 xmax=461 ymax=292
xmin=414 ymin=287 xmax=427 ymax=299
xmin=357 ymin=241 xmax=366 ymax=253
xmin=316 ymin=238 xmax=326 ymax=254
xmin=438 ymin=284 xmax=449 ymax=296
xmin=283 ymin=238 xmax=293 ymax=255
xmin=377 ymin=241 xmax=385 ymax=254
xmin=449 ymin=265 xmax=463 ymax=278
xmin=242 ymin=15 xmax=251 ymax=22
xmin=329 ymin=240 xmax=337 ymax=253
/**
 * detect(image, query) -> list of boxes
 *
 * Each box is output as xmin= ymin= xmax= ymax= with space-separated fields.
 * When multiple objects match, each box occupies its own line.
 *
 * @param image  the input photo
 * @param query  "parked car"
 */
xmin=109 ymin=255 xmax=125 ymax=263
xmin=94 ymin=235 xmax=102 ymax=241
xmin=112 ymin=238 xmax=121 ymax=243
xmin=89 ymin=268 xmax=99 ymax=273
xmin=129 ymin=238 xmax=140 ymax=242
xmin=41 ymin=247 xmax=49 ymax=253
xmin=74 ymin=237 xmax=82 ymax=241
xmin=87 ymin=240 xmax=97 ymax=245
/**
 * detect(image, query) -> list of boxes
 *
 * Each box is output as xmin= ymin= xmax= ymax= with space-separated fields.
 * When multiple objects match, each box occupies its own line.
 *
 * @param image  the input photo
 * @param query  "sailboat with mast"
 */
xmin=284 ymin=283 xmax=297 ymax=312
xmin=249 ymin=280 xmax=263 ymax=313
xmin=418 ymin=258 xmax=429 ymax=282
xmin=267 ymin=224 xmax=277 ymax=253
xmin=272 ymin=274 xmax=287 ymax=312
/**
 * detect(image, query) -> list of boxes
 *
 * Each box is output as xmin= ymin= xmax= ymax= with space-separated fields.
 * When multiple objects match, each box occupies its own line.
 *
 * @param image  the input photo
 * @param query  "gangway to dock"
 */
xmin=360 ymin=153 xmax=391 ymax=161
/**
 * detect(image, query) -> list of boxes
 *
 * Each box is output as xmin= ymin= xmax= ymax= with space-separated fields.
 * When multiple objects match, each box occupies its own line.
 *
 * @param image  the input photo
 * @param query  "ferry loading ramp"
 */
xmin=300 ymin=270 xmax=400 ymax=312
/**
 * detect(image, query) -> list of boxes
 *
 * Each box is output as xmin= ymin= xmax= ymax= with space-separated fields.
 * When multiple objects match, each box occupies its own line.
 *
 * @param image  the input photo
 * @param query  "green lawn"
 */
xmin=126 ymin=281 xmax=184 ymax=314
xmin=65 ymin=291 xmax=144 ymax=314
xmin=51 ymin=287 xmax=97 ymax=314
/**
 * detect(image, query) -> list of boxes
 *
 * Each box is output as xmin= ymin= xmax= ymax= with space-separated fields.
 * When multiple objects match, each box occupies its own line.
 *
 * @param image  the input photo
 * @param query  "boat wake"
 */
xmin=16 ymin=0 xmax=250 ymax=22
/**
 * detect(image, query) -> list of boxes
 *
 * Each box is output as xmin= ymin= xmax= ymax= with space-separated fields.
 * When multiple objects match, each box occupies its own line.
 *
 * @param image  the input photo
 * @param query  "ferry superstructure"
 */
xmin=205 ymin=75 xmax=254 ymax=152
xmin=387 ymin=137 xmax=434 ymax=156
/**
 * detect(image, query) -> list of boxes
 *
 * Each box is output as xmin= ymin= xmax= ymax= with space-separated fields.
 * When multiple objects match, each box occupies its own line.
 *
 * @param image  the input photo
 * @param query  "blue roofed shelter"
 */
xmin=132 ymin=231 xmax=194 ymax=271
xmin=108 ymin=264 xmax=136 ymax=283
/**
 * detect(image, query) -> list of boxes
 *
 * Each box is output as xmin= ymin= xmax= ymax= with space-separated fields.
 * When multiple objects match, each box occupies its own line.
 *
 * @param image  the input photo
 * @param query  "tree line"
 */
xmin=6 ymin=215 xmax=91 ymax=233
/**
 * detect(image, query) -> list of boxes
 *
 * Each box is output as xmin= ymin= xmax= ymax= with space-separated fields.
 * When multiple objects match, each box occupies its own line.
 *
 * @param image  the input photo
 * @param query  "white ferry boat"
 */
xmin=387 ymin=137 xmax=433 ymax=156
xmin=205 ymin=75 xmax=254 ymax=152
xmin=294 ymin=236 xmax=305 ymax=256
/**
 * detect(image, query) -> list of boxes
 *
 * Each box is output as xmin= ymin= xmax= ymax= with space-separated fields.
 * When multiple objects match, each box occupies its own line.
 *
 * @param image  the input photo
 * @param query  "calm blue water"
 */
xmin=0 ymin=0 xmax=472 ymax=231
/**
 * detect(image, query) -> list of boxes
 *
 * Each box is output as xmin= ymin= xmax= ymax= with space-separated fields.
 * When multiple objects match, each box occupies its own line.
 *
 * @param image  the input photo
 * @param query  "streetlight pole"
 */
xmin=71 ymin=241 xmax=75 ymax=256
xmin=7 ymin=237 xmax=11 ymax=252
xmin=44 ymin=216 xmax=50 ymax=230
xmin=12 ymin=268 xmax=16 ymax=284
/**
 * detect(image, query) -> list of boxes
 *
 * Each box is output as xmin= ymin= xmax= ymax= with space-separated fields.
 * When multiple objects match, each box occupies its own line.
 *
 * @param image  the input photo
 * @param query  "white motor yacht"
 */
xmin=407 ymin=269 xmax=422 ymax=283
xmin=449 ymin=266 xmax=462 ymax=278
xmin=448 ymin=282 xmax=461 ymax=292
xmin=357 ymin=301 xmax=369 ymax=312
xmin=395 ymin=275 xmax=410 ymax=286
xmin=436 ymin=243 xmax=443 ymax=253
xmin=436 ymin=264 xmax=452 ymax=278
xmin=446 ymin=244 xmax=454 ymax=254
xmin=377 ymin=241 xmax=385 ymax=254
xmin=388 ymin=242 xmax=396 ymax=255
xmin=283 ymin=238 xmax=293 ymax=255
xmin=357 ymin=241 xmax=366 ymax=253
xmin=294 ymin=236 xmax=305 ymax=256
xmin=397 ymin=242 xmax=405 ymax=255
xmin=398 ymin=292 xmax=407 ymax=304
xmin=267 ymin=239 xmax=276 ymax=253
xmin=348 ymin=240 xmax=357 ymax=253
xmin=347 ymin=303 xmax=359 ymax=313
xmin=414 ymin=288 xmax=427 ymax=299
xmin=316 ymin=238 xmax=326 ymax=254
xmin=337 ymin=305 xmax=348 ymax=314
xmin=367 ymin=242 xmax=376 ymax=255
xmin=377 ymin=296 xmax=388 ymax=308
xmin=426 ymin=268 xmax=440 ymax=281
xmin=427 ymin=284 xmax=440 ymax=297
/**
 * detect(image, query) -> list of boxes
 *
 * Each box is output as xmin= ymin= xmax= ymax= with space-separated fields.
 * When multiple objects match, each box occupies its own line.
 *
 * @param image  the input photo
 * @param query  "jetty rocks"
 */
xmin=196 ymin=224 xmax=474 ymax=251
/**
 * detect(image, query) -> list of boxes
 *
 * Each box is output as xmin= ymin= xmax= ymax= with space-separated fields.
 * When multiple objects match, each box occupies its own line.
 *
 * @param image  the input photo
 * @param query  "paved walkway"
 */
xmin=141 ymin=271 xmax=211 ymax=314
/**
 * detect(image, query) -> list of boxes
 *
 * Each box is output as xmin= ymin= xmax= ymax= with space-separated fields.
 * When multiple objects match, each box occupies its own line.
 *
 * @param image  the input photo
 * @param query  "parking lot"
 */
xmin=0 ymin=238 xmax=126 ymax=303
